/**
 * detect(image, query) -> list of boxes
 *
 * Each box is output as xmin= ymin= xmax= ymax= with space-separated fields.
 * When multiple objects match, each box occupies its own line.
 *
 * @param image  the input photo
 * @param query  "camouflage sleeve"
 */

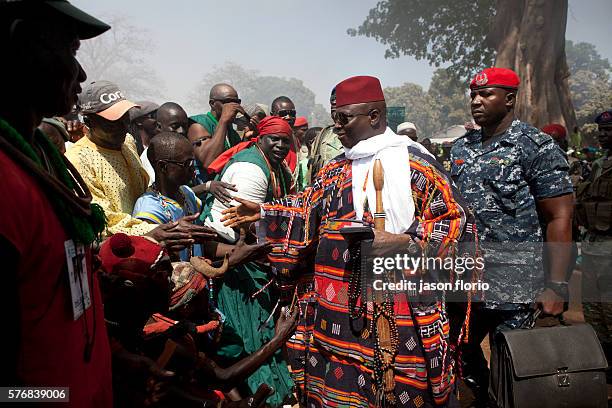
xmin=525 ymin=140 xmax=573 ymax=200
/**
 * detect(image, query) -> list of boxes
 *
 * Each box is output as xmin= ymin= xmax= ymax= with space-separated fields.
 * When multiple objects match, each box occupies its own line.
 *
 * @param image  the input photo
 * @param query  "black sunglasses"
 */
xmin=158 ymin=158 xmax=195 ymax=168
xmin=333 ymin=111 xmax=372 ymax=126
xmin=213 ymin=97 xmax=241 ymax=104
xmin=192 ymin=136 xmax=211 ymax=147
xmin=276 ymin=109 xmax=296 ymax=118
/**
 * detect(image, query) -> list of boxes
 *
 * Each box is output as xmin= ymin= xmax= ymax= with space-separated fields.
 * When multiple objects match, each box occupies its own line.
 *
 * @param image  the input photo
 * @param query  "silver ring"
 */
xmin=248 ymin=397 xmax=254 ymax=407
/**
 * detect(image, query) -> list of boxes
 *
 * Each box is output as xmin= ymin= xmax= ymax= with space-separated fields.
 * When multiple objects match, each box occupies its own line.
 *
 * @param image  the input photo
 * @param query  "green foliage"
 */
xmin=384 ymin=68 xmax=471 ymax=138
xmin=566 ymin=41 xmax=612 ymax=127
xmin=566 ymin=40 xmax=611 ymax=79
xmin=190 ymin=62 xmax=330 ymax=127
xmin=428 ymin=69 xmax=471 ymax=128
xmin=348 ymin=0 xmax=496 ymax=79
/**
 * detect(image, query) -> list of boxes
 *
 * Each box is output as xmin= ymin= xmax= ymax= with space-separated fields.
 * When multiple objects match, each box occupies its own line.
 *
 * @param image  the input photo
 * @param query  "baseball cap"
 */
xmin=129 ymin=101 xmax=160 ymax=122
xmin=0 ymin=0 xmax=110 ymax=40
xmin=79 ymin=81 xmax=139 ymax=121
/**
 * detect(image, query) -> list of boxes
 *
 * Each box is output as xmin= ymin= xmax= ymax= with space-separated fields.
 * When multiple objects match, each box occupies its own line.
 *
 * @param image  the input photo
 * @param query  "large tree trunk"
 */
xmin=489 ymin=0 xmax=576 ymax=131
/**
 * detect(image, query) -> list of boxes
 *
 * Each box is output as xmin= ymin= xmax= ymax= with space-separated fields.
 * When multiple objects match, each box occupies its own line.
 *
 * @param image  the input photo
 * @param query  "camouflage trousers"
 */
xmin=582 ymin=253 xmax=612 ymax=383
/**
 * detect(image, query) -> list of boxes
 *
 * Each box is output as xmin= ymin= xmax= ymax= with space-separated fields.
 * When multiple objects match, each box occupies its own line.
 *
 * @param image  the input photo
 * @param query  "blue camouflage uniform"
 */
xmin=450 ymin=119 xmax=574 ymax=403
xmin=451 ymin=119 xmax=573 ymax=310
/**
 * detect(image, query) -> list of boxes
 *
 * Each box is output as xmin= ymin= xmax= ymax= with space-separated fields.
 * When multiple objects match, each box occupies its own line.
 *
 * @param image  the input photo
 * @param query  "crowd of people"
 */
xmin=2 ymin=2 xmax=611 ymax=408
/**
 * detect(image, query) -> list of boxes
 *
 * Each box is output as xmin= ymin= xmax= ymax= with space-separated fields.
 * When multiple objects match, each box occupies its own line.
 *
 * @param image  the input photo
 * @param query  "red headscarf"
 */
xmin=208 ymin=116 xmax=293 ymax=174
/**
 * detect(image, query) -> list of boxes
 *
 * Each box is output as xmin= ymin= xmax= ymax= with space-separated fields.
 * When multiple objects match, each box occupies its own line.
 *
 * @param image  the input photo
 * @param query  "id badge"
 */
xmin=64 ymin=240 xmax=92 ymax=320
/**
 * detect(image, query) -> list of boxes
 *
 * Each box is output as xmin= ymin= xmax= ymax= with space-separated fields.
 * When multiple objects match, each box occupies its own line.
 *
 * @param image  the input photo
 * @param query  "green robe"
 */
xmin=202 ymin=146 xmax=293 ymax=407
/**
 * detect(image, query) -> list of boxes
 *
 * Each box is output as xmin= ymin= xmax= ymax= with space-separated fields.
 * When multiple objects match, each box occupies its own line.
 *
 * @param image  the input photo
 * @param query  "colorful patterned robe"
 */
xmin=261 ymin=147 xmax=475 ymax=408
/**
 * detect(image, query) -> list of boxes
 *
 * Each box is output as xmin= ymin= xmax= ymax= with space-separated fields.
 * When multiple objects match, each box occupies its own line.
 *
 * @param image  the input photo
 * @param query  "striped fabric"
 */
xmin=262 ymin=147 xmax=474 ymax=407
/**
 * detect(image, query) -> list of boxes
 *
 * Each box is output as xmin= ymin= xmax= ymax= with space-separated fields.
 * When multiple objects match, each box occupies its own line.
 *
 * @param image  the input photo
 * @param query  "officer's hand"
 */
xmin=536 ymin=288 xmax=565 ymax=316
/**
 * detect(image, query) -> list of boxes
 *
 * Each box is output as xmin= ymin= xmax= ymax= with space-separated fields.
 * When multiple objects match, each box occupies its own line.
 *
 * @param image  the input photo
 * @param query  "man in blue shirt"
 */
xmin=450 ymin=67 xmax=574 ymax=405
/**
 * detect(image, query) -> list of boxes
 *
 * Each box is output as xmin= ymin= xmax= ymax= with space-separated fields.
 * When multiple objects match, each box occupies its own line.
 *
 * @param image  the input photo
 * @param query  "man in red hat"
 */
xmin=450 ymin=67 xmax=574 ymax=405
xmin=542 ymin=123 xmax=569 ymax=153
xmin=221 ymin=76 xmax=477 ymax=407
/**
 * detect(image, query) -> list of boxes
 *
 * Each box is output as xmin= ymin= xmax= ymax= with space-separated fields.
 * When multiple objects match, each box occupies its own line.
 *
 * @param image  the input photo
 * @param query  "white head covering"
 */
xmin=397 ymin=122 xmax=417 ymax=134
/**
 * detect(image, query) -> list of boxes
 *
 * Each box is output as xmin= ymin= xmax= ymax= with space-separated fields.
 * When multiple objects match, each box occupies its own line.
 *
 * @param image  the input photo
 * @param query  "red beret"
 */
xmin=470 ymin=67 xmax=520 ymax=90
xmin=257 ymin=116 xmax=293 ymax=137
xmin=294 ymin=116 xmax=308 ymax=128
xmin=541 ymin=124 xmax=567 ymax=139
xmin=99 ymin=233 xmax=166 ymax=279
xmin=335 ymin=75 xmax=385 ymax=107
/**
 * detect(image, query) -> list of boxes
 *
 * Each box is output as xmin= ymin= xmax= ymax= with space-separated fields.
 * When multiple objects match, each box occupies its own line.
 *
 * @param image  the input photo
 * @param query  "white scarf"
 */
xmin=344 ymin=127 xmax=432 ymax=234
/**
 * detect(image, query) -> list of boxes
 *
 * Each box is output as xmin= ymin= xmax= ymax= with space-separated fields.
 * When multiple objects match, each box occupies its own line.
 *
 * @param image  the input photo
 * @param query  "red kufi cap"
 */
xmin=335 ymin=76 xmax=385 ymax=107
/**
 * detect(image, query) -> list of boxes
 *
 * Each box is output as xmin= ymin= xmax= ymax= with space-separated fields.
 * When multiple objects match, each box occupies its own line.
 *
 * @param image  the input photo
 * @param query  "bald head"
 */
xmin=209 ymin=83 xmax=238 ymax=100
xmin=156 ymin=102 xmax=188 ymax=136
xmin=271 ymin=96 xmax=294 ymax=114
xmin=208 ymin=83 xmax=240 ymax=119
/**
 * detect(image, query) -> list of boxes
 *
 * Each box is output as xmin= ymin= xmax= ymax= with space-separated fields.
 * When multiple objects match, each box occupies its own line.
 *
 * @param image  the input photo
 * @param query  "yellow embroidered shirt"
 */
xmin=66 ymin=135 xmax=156 ymax=236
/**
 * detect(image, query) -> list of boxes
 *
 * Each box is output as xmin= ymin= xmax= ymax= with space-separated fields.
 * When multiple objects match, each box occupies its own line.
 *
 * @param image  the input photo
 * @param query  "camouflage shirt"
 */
xmin=451 ymin=119 xmax=573 ymax=307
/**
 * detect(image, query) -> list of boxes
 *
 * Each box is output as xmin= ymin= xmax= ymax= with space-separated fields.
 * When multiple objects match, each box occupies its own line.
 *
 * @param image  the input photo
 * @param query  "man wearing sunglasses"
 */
xmin=133 ymin=132 xmax=200 ymax=260
xmin=222 ymin=76 xmax=475 ymax=407
xmin=189 ymin=83 xmax=247 ymax=181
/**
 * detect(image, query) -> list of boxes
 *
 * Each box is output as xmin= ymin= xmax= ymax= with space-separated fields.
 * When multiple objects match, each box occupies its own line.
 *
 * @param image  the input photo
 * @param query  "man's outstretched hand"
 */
xmin=147 ymin=214 xmax=218 ymax=251
xmin=221 ymin=197 xmax=262 ymax=228
xmin=227 ymin=226 xmax=273 ymax=267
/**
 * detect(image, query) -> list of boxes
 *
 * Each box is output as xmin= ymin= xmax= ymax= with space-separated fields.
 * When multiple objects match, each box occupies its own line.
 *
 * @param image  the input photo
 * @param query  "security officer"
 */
xmin=576 ymin=109 xmax=612 ymax=383
xmin=450 ymin=67 xmax=574 ymax=406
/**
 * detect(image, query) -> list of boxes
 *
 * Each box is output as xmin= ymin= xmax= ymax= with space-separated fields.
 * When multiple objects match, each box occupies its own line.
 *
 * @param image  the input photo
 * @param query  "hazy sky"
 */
xmin=73 ymin=0 xmax=612 ymax=112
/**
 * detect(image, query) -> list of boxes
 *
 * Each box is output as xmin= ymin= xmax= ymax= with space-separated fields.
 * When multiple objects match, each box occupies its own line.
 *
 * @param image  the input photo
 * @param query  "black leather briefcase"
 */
xmin=490 ymin=323 xmax=608 ymax=408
